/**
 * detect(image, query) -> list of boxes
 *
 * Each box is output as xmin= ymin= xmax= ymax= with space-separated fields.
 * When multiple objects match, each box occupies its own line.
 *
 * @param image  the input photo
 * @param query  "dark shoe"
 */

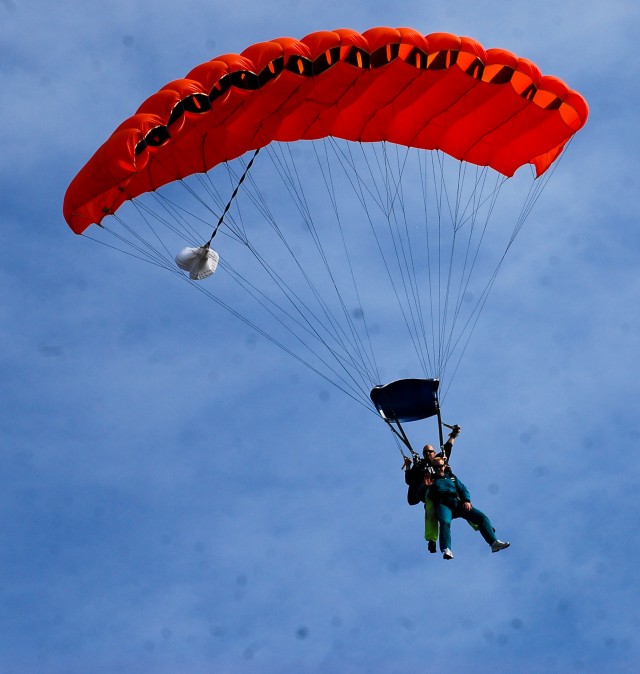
xmin=428 ymin=540 xmax=437 ymax=553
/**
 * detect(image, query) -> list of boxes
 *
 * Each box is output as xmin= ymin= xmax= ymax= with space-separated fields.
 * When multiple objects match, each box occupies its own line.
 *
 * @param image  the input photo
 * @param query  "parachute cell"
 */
xmin=63 ymin=27 xmax=588 ymax=234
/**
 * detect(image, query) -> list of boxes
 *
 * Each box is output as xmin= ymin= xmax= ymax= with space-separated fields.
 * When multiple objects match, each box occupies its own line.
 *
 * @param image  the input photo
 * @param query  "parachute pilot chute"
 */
xmin=175 ymin=245 xmax=219 ymax=280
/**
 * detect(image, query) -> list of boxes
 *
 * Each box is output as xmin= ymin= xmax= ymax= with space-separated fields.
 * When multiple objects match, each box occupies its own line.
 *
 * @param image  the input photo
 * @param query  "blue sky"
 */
xmin=1 ymin=1 xmax=639 ymax=673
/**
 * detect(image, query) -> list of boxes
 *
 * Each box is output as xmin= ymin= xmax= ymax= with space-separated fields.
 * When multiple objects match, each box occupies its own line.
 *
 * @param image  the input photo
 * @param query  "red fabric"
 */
xmin=64 ymin=27 xmax=589 ymax=234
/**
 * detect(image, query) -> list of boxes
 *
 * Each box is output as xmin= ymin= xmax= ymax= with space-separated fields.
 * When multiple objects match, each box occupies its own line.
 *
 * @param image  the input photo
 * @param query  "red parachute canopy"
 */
xmin=63 ymin=27 xmax=588 ymax=234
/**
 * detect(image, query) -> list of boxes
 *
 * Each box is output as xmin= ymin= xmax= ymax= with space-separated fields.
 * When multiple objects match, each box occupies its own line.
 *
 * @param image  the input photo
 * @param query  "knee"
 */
xmin=468 ymin=507 xmax=488 ymax=523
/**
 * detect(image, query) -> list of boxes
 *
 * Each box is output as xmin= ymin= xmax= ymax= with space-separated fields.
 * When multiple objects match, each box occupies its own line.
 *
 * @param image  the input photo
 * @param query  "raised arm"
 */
xmin=441 ymin=424 xmax=461 ymax=461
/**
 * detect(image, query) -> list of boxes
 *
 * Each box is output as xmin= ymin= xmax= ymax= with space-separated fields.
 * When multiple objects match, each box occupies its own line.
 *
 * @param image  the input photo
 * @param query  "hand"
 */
xmin=403 ymin=457 xmax=412 ymax=470
xmin=462 ymin=501 xmax=472 ymax=512
xmin=451 ymin=424 xmax=461 ymax=438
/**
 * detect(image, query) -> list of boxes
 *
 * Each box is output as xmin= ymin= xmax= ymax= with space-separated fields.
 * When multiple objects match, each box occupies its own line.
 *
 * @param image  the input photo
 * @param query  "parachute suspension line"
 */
xmin=438 ymin=173 xmax=507 ymax=393
xmin=406 ymin=151 xmax=436 ymax=374
xmin=182 ymin=266 xmax=376 ymax=413
xmin=260 ymin=147 xmax=351 ymax=332
xmin=430 ymin=151 xmax=451 ymax=377
xmin=127 ymin=139 xmax=246 ymax=249
xmin=206 ymin=148 xmax=261 ymax=246
xmin=173 ymin=171 xmax=254 ymax=246
xmin=134 ymin=173 xmax=252 ymax=262
xmin=453 ymin=158 xmax=466 ymax=232
xmin=280 ymin=141 xmax=380 ymax=392
xmin=218 ymin=162 xmax=254 ymax=243
xmin=103 ymin=202 xmax=357 ymax=414
xmin=439 ymin=254 xmax=509 ymax=399
xmin=107 ymin=194 xmax=377 ymax=409
xmin=214 ymin=258 xmax=378 ymax=407
xmin=383 ymin=143 xmax=433 ymax=378
xmin=441 ymin=168 xmax=495 ymax=369
xmin=334 ymin=140 xmax=432 ymax=376
xmin=425 ymin=151 xmax=446 ymax=379
xmin=417 ymin=150 xmax=507 ymax=390
xmin=90 ymin=187 xmax=213 ymax=273
xmin=82 ymin=227 xmax=177 ymax=272
xmin=312 ymin=139 xmax=382 ymax=385
xmin=87 ymin=208 xmax=210 ymax=286
xmin=433 ymin=153 xmax=490 ymax=378
xmin=391 ymin=431 xmax=412 ymax=462
xmin=226 ymin=232 xmax=376 ymax=405
xmin=260 ymin=143 xmax=380 ymax=396
xmin=434 ymin=152 xmax=487 ymax=379
xmin=212 ymin=212 xmax=381 ymax=405
xmin=438 ymin=157 xmax=560 ymax=401
xmin=513 ymin=150 xmax=565 ymax=239
xmin=218 ymin=255 xmax=346 ymax=349
xmin=233 ymin=169 xmax=370 ymax=392
xmin=200 ymin=163 xmax=258 ymax=246
xmin=432 ymin=151 xmax=461 ymax=376
xmin=374 ymin=142 xmax=435 ymax=376
xmin=372 ymin=142 xmax=428 ymax=373
xmin=129 ymin=200 xmax=183 ymax=265
xmin=383 ymin=416 xmax=416 ymax=458
xmin=183 ymin=165 xmax=254 ymax=245
xmin=143 ymin=173 xmax=251 ymax=250
xmin=113 ymin=152 xmax=377 ymax=407
xmin=142 ymin=191 xmax=211 ymax=246
xmin=447 ymin=166 xmax=492 ymax=324
xmin=429 ymin=150 xmax=447 ymax=377
xmin=171 ymin=179 xmax=219 ymax=222
xmin=418 ymin=150 xmax=438 ymax=375
xmin=110 ymin=210 xmax=176 ymax=272
xmin=354 ymin=141 xmax=432 ymax=375
xmin=387 ymin=144 xmax=433 ymax=376
xmin=125 ymin=141 xmax=219 ymax=246
xmin=206 ymin=147 xmax=379 ymax=403
xmin=350 ymin=138 xmax=396 ymax=217
xmin=503 ymin=138 xmax=573 ymax=250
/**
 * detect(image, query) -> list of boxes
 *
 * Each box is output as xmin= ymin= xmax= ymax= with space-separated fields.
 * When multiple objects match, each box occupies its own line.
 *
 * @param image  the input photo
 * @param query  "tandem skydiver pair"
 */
xmin=403 ymin=426 xmax=510 ymax=560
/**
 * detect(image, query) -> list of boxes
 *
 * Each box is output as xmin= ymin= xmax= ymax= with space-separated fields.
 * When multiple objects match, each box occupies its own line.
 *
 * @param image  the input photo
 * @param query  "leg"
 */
xmin=462 ymin=507 xmax=496 ymax=546
xmin=435 ymin=503 xmax=454 ymax=552
xmin=424 ymin=499 xmax=438 ymax=542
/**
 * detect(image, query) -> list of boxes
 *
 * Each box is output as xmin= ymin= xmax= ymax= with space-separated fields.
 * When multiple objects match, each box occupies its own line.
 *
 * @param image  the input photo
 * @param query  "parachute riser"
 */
xmin=435 ymin=405 xmax=445 ymax=454
xmin=432 ymin=399 xmax=462 ymax=462
xmin=427 ymin=393 xmax=447 ymax=458
xmin=382 ymin=408 xmax=447 ymax=461
xmin=382 ymin=416 xmax=418 ymax=459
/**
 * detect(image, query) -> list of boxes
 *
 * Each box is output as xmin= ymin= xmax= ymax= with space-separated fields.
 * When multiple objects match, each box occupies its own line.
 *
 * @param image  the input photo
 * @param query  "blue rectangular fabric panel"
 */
xmin=370 ymin=378 xmax=440 ymax=422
